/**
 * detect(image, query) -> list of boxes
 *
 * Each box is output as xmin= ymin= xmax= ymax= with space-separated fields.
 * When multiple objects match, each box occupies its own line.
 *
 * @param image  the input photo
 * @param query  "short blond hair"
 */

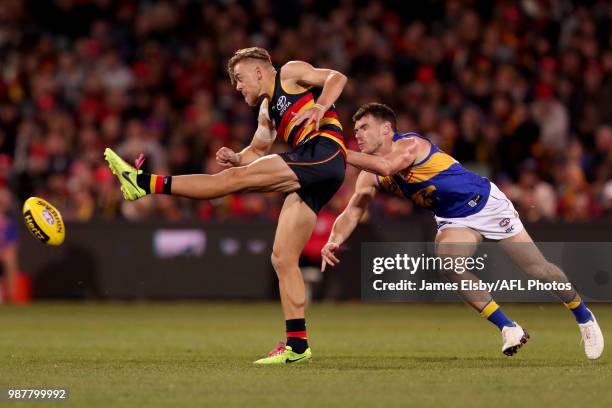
xmin=227 ymin=47 xmax=272 ymax=85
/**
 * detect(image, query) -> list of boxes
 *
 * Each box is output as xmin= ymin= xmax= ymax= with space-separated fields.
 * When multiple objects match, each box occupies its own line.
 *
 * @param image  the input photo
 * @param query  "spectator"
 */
xmin=0 ymin=0 xmax=609 ymax=221
xmin=509 ymin=160 xmax=557 ymax=222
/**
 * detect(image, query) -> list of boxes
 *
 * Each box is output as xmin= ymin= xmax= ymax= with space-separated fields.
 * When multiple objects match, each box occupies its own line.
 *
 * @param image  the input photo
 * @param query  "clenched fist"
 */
xmin=216 ymin=146 xmax=240 ymax=168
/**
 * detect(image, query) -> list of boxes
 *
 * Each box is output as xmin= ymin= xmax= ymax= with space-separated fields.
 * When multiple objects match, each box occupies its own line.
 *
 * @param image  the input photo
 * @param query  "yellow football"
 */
xmin=22 ymin=197 xmax=65 ymax=246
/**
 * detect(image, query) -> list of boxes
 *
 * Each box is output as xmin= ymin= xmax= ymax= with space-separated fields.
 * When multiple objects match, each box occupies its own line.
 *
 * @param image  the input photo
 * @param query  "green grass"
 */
xmin=0 ymin=302 xmax=611 ymax=407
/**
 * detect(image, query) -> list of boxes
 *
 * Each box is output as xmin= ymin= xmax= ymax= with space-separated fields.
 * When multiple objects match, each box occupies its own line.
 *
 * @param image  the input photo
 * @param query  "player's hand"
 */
xmin=216 ymin=147 xmax=240 ymax=168
xmin=321 ymin=242 xmax=340 ymax=272
xmin=292 ymin=104 xmax=326 ymax=131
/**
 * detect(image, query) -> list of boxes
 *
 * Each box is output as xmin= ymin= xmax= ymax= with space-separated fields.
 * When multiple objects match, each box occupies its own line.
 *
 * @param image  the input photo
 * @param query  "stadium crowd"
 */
xmin=0 ymin=0 xmax=611 ymax=222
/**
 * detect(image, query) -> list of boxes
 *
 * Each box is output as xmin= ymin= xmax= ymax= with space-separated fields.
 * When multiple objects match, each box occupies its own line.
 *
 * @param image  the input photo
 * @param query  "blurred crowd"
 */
xmin=0 ymin=0 xmax=611 ymax=223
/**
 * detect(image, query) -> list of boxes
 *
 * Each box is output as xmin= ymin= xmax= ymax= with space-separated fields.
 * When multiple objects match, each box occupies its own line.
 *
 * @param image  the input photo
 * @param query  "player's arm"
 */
xmin=216 ymin=100 xmax=276 ymax=167
xmin=347 ymin=138 xmax=417 ymax=176
xmin=321 ymin=171 xmax=377 ymax=271
xmin=281 ymin=60 xmax=347 ymax=129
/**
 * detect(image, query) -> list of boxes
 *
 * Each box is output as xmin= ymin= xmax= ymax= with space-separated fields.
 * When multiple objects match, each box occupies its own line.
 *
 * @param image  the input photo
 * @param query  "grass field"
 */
xmin=1 ymin=302 xmax=611 ymax=407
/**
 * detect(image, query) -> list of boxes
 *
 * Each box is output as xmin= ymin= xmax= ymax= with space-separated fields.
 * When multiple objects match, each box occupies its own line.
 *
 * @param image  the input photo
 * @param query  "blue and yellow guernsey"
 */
xmin=376 ymin=132 xmax=491 ymax=218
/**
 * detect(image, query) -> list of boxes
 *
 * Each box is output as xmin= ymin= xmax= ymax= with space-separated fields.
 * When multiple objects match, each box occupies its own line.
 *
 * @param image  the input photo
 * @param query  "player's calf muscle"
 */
xmin=171 ymin=172 xmax=239 ymax=199
xmin=521 ymin=260 xmax=562 ymax=281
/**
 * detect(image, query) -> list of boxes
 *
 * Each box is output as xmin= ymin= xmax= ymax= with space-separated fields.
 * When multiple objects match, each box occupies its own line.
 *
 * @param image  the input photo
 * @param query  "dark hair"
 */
xmin=352 ymin=102 xmax=397 ymax=131
xmin=227 ymin=47 xmax=272 ymax=85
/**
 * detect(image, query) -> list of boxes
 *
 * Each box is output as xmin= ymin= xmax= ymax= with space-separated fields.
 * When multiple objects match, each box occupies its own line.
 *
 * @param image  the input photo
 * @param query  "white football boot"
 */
xmin=578 ymin=310 xmax=604 ymax=360
xmin=501 ymin=323 xmax=530 ymax=356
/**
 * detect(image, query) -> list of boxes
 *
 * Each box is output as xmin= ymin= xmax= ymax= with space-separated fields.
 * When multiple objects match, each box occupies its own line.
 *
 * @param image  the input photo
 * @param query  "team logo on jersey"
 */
xmin=499 ymin=218 xmax=510 ymax=227
xmin=275 ymin=96 xmax=291 ymax=116
xmin=411 ymin=185 xmax=437 ymax=208
xmin=377 ymin=176 xmax=399 ymax=196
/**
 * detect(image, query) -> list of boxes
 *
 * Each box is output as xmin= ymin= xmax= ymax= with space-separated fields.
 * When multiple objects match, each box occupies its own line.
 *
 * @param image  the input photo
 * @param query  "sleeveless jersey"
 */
xmin=266 ymin=70 xmax=345 ymax=150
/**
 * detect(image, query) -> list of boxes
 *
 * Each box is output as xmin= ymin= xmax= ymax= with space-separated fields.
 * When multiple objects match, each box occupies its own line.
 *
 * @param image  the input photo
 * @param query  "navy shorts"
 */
xmin=280 ymin=137 xmax=346 ymax=214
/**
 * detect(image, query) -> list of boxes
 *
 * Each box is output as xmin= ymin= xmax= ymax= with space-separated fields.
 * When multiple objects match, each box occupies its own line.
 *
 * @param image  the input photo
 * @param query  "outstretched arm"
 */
xmin=321 ymin=171 xmax=377 ymax=271
xmin=281 ymin=61 xmax=348 ymax=130
xmin=347 ymin=137 xmax=417 ymax=176
xmin=216 ymin=100 xmax=276 ymax=167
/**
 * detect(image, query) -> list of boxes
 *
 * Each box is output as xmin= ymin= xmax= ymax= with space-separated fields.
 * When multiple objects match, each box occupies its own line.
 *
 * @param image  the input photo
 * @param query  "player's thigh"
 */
xmin=234 ymin=154 xmax=300 ymax=193
xmin=435 ymin=227 xmax=482 ymax=257
xmin=272 ymin=193 xmax=317 ymax=265
xmin=498 ymin=228 xmax=547 ymax=270
xmin=435 ymin=228 xmax=483 ymax=284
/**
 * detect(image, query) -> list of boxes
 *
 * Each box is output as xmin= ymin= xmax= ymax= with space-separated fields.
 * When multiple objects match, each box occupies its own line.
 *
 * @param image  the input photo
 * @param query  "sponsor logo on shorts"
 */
xmin=436 ymin=221 xmax=453 ymax=229
xmin=499 ymin=218 xmax=510 ymax=227
xmin=468 ymin=194 xmax=482 ymax=207
xmin=505 ymin=225 xmax=515 ymax=233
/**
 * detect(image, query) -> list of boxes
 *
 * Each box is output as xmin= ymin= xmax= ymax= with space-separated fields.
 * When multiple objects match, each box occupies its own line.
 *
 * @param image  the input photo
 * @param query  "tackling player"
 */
xmin=105 ymin=47 xmax=347 ymax=364
xmin=322 ymin=102 xmax=604 ymax=359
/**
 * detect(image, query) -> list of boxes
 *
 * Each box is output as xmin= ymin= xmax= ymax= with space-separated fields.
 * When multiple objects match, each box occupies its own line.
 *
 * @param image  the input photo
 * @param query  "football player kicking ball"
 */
xmin=105 ymin=47 xmax=348 ymax=364
xmin=321 ymin=102 xmax=604 ymax=359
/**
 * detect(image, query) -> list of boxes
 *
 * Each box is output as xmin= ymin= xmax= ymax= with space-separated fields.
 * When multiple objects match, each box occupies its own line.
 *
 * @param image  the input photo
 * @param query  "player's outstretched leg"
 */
xmin=254 ymin=193 xmax=316 ymax=364
xmin=436 ymin=227 xmax=529 ymax=356
xmin=104 ymin=148 xmax=300 ymax=201
xmin=106 ymin=149 xmax=318 ymax=364
xmin=500 ymin=229 xmax=604 ymax=360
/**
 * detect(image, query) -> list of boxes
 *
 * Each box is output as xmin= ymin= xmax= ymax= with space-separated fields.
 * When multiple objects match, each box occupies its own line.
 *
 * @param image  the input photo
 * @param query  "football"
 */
xmin=22 ymin=197 xmax=65 ymax=246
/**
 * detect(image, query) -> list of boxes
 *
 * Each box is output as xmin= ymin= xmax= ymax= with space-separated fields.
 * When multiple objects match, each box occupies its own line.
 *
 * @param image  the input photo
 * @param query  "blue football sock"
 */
xmin=565 ymin=294 xmax=592 ymax=324
xmin=480 ymin=300 xmax=515 ymax=331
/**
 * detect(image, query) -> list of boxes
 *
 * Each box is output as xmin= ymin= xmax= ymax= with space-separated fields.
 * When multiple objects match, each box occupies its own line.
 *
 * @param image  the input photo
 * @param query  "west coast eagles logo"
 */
xmin=411 ymin=185 xmax=437 ymax=208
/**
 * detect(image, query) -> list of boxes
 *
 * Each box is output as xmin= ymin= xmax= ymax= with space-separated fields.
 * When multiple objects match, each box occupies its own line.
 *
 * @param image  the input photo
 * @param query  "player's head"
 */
xmin=228 ymin=47 xmax=274 ymax=106
xmin=352 ymin=103 xmax=397 ymax=154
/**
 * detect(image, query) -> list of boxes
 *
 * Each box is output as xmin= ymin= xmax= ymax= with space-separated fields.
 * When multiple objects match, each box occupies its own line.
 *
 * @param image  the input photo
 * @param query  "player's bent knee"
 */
xmin=270 ymin=251 xmax=296 ymax=276
xmin=437 ymin=262 xmax=463 ymax=281
xmin=436 ymin=242 xmax=478 ymax=258
xmin=270 ymin=251 xmax=281 ymax=272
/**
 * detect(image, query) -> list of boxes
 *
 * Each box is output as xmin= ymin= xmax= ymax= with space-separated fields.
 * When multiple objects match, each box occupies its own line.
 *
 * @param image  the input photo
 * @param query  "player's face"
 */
xmin=233 ymin=62 xmax=263 ymax=107
xmin=354 ymin=115 xmax=385 ymax=154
